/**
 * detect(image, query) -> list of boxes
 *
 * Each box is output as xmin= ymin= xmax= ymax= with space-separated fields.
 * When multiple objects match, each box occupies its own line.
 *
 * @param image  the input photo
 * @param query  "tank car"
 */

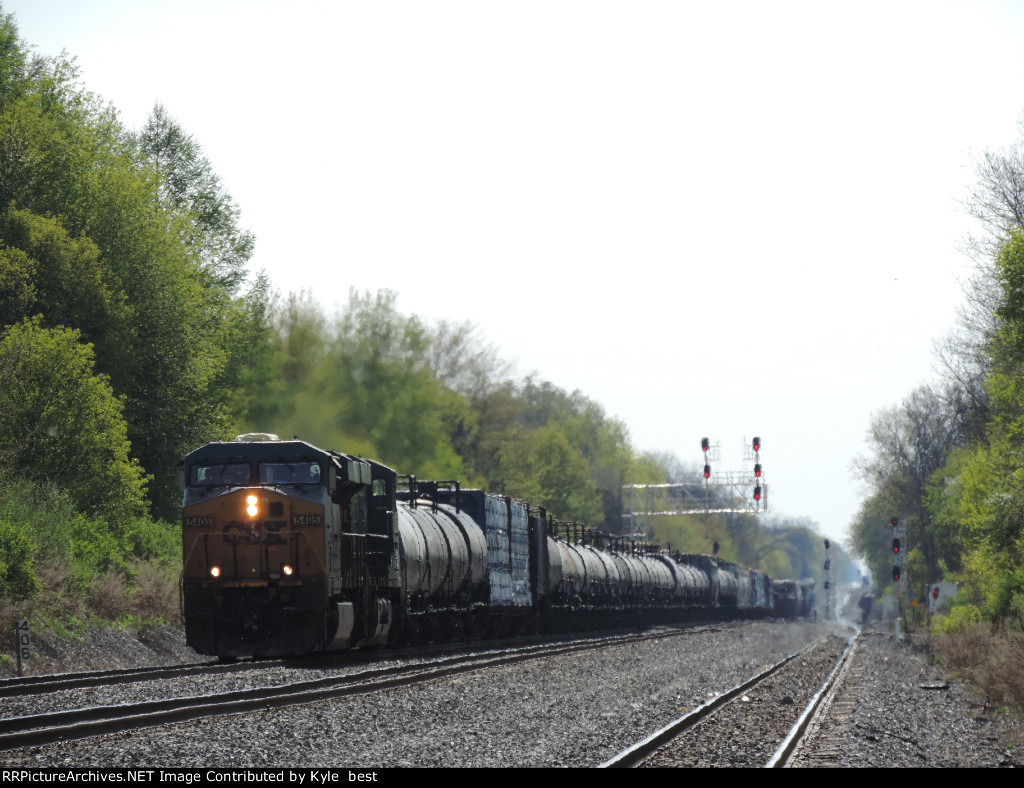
xmin=180 ymin=435 xmax=813 ymax=659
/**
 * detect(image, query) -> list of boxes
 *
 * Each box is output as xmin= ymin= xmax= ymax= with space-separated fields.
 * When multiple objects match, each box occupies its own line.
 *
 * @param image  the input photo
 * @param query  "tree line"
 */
xmin=852 ymin=117 xmax=1024 ymax=629
xmin=0 ymin=8 xmax=830 ymax=617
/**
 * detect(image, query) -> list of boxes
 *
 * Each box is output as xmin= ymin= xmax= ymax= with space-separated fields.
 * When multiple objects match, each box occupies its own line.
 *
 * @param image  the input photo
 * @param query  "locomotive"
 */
xmin=179 ymin=434 xmax=815 ymax=659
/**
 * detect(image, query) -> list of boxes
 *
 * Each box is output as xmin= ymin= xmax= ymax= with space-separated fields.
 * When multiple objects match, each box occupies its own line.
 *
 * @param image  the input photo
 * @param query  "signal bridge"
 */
xmin=621 ymin=437 xmax=768 ymax=538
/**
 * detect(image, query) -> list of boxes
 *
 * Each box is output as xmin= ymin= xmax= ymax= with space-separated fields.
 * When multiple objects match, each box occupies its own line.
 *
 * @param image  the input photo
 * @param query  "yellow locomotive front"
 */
xmin=180 ymin=434 xmax=400 ymax=658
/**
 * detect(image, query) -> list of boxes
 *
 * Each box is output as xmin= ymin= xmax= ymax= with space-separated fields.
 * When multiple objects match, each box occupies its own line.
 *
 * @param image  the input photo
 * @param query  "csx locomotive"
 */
xmin=180 ymin=434 xmax=815 ymax=658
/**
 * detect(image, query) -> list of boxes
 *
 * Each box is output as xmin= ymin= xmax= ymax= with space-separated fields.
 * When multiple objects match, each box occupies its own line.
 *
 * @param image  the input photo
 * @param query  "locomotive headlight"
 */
xmin=282 ymin=564 xmax=294 ymax=576
xmin=209 ymin=565 xmax=222 ymax=578
xmin=246 ymin=494 xmax=259 ymax=518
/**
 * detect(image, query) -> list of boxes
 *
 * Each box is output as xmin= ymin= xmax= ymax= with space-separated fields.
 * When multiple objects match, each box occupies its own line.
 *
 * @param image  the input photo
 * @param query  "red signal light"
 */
xmin=703 ymin=464 xmax=711 ymax=479
xmin=753 ymin=484 xmax=762 ymax=501
xmin=892 ymin=565 xmax=901 ymax=582
xmin=754 ymin=463 xmax=762 ymax=478
xmin=701 ymin=437 xmax=710 ymax=453
xmin=892 ymin=538 xmax=900 ymax=554
xmin=752 ymin=436 xmax=761 ymax=452
xmin=891 ymin=518 xmax=899 ymax=527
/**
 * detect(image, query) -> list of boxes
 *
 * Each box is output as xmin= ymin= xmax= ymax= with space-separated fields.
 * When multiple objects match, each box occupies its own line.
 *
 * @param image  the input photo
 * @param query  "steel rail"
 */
xmin=599 ymin=639 xmax=822 ymax=768
xmin=0 ymin=627 xmax=693 ymax=752
xmin=765 ymin=630 xmax=860 ymax=768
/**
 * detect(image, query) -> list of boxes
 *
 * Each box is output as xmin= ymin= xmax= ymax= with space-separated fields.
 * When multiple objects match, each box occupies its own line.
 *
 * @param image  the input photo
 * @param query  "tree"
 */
xmin=494 ymin=424 xmax=603 ymax=523
xmin=0 ymin=207 xmax=130 ymax=356
xmin=931 ymin=230 xmax=1024 ymax=621
xmin=0 ymin=317 xmax=148 ymax=525
xmin=426 ymin=318 xmax=512 ymax=401
xmin=935 ymin=114 xmax=1024 ymax=440
xmin=0 ymin=24 xmax=261 ymax=518
xmin=854 ymin=384 xmax=968 ymax=584
xmin=135 ymin=103 xmax=255 ymax=294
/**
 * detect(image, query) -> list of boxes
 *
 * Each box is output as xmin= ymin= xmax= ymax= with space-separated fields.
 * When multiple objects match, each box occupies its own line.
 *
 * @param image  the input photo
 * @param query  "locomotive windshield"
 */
xmin=259 ymin=461 xmax=322 ymax=485
xmin=190 ymin=462 xmax=251 ymax=486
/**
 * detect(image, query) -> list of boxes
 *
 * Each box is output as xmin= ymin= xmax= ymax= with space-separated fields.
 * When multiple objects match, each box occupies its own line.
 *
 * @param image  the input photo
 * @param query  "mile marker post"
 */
xmin=15 ymin=619 xmax=30 ymax=676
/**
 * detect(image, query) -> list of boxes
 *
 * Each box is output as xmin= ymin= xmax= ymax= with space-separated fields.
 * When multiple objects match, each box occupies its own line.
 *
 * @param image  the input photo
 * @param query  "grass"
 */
xmin=930 ymin=624 xmax=1024 ymax=722
xmin=0 ymin=557 xmax=182 ymax=659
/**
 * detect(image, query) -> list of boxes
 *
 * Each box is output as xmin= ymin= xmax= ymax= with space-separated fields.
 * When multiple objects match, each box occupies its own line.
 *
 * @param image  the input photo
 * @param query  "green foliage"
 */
xmin=0 ymin=472 xmax=77 ymax=564
xmin=0 ymin=518 xmax=37 ymax=597
xmin=932 ymin=603 xmax=983 ymax=634
xmin=495 ymin=424 xmax=602 ymax=522
xmin=0 ymin=208 xmax=130 ymax=354
xmin=0 ymin=16 xmax=262 ymax=521
xmin=991 ymin=563 xmax=1024 ymax=628
xmin=651 ymin=515 xmax=734 ymax=557
xmin=0 ymin=318 xmax=148 ymax=523
xmin=127 ymin=518 xmax=181 ymax=565
xmin=70 ymin=514 xmax=129 ymax=587
xmin=910 ymin=231 xmax=1024 ymax=620
xmin=134 ymin=102 xmax=254 ymax=293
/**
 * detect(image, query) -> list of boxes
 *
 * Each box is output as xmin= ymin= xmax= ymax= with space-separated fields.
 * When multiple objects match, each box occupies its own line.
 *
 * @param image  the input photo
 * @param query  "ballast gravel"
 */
xmin=1 ymin=620 xmax=1020 ymax=768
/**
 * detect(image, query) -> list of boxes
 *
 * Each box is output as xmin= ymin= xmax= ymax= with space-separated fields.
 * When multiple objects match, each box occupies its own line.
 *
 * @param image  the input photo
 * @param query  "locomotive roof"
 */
xmin=183 ymin=438 xmax=376 ymax=469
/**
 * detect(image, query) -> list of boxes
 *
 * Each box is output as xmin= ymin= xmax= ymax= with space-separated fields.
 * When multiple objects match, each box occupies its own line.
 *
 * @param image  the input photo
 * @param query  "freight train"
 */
xmin=179 ymin=434 xmax=816 ymax=658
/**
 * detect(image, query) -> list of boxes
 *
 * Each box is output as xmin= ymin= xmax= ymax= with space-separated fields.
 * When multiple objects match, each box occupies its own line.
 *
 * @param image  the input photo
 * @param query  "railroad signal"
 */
xmin=752 ymin=436 xmax=761 ymax=452
xmin=891 ymin=517 xmax=899 ymax=527
xmin=892 ymin=538 xmax=900 ymax=554
xmin=754 ymin=463 xmax=762 ymax=478
xmin=892 ymin=564 xmax=901 ymax=582
xmin=703 ymin=464 xmax=711 ymax=479
xmin=753 ymin=484 xmax=762 ymax=501
xmin=701 ymin=437 xmax=710 ymax=453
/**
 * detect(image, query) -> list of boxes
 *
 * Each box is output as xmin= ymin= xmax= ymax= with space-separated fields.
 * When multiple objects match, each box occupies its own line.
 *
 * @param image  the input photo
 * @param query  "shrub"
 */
xmin=128 ymin=518 xmax=181 ymax=565
xmin=127 ymin=560 xmax=181 ymax=624
xmin=933 ymin=625 xmax=1024 ymax=714
xmin=932 ymin=603 xmax=984 ymax=635
xmin=0 ymin=518 xmax=37 ymax=598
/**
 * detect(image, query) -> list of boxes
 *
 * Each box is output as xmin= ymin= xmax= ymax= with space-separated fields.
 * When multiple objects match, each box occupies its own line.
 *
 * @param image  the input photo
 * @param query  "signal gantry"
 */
xmin=621 ymin=435 xmax=769 ymax=537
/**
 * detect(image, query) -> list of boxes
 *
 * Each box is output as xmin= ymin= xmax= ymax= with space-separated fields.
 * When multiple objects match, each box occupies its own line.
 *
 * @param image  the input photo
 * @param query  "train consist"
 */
xmin=180 ymin=434 xmax=816 ymax=658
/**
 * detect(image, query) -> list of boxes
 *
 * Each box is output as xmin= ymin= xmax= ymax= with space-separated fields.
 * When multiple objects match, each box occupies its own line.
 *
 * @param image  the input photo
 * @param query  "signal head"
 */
xmin=701 ymin=437 xmax=710 ymax=452
xmin=892 ymin=565 xmax=901 ymax=582
xmin=754 ymin=463 xmax=762 ymax=478
xmin=703 ymin=464 xmax=711 ymax=479
xmin=892 ymin=538 xmax=900 ymax=554
xmin=753 ymin=484 xmax=762 ymax=501
xmin=752 ymin=436 xmax=761 ymax=452
xmin=891 ymin=517 xmax=899 ymax=527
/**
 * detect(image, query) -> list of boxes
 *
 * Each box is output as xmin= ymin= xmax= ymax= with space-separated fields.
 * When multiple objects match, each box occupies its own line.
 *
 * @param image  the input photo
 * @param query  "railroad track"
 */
xmin=0 ymin=626 xmax=702 ymax=752
xmin=0 ymin=659 xmax=249 ymax=698
xmin=601 ymin=630 xmax=859 ymax=768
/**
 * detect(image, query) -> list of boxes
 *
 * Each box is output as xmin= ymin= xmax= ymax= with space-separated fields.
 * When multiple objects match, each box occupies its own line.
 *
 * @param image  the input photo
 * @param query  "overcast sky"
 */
xmin=8 ymin=1 xmax=1024 ymax=546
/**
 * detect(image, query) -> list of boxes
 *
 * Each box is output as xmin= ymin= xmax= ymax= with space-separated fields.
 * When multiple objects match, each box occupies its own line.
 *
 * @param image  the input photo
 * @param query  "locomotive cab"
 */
xmin=180 ymin=435 xmax=399 ymax=658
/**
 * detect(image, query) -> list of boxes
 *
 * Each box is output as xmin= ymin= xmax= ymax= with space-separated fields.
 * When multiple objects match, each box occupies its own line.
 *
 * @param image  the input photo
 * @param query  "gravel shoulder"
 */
xmin=2 ymin=619 xmax=1021 ymax=768
xmin=793 ymin=626 xmax=1022 ymax=768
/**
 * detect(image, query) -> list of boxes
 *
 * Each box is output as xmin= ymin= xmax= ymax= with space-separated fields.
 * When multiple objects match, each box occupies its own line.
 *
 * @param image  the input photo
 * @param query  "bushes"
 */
xmin=0 ymin=518 xmax=37 ymax=597
xmin=0 ymin=472 xmax=181 ymax=629
xmin=933 ymin=624 xmax=1024 ymax=715
xmin=932 ymin=603 xmax=984 ymax=635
